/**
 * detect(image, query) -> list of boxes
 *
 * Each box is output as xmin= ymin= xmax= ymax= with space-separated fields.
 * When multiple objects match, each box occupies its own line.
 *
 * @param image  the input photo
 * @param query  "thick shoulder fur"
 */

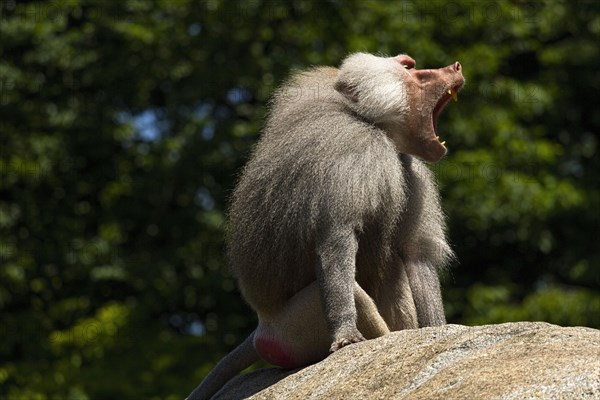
xmin=238 ymin=67 xmax=407 ymax=235
xmin=265 ymin=66 xmax=343 ymax=128
xmin=228 ymin=66 xmax=408 ymax=308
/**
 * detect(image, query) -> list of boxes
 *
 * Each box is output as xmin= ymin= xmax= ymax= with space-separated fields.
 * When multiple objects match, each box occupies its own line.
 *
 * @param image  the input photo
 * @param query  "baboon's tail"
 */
xmin=187 ymin=331 xmax=259 ymax=400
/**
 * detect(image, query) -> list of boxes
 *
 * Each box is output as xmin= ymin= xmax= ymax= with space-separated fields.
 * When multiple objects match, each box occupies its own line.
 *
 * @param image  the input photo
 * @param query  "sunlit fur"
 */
xmin=189 ymin=53 xmax=456 ymax=400
xmin=230 ymin=55 xmax=452 ymax=321
xmin=335 ymin=52 xmax=411 ymax=125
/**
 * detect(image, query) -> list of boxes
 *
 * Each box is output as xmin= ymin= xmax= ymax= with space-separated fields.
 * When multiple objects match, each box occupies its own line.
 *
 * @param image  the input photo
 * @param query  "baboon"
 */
xmin=188 ymin=52 xmax=464 ymax=399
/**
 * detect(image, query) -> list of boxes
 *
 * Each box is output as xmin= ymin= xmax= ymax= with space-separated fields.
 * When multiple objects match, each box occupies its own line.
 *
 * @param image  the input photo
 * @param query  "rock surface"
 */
xmin=212 ymin=322 xmax=600 ymax=399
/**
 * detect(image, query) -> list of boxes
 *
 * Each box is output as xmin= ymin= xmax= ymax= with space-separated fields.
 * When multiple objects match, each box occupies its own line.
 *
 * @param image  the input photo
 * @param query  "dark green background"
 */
xmin=1 ymin=1 xmax=598 ymax=399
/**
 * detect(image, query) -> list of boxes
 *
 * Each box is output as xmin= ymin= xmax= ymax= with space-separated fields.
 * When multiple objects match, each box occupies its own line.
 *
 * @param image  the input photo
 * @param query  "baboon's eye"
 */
xmin=394 ymin=55 xmax=416 ymax=70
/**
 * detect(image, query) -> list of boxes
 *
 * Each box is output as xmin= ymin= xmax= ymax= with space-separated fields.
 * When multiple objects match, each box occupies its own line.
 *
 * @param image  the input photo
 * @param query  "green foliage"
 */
xmin=1 ymin=0 xmax=598 ymax=398
xmin=465 ymin=285 xmax=600 ymax=327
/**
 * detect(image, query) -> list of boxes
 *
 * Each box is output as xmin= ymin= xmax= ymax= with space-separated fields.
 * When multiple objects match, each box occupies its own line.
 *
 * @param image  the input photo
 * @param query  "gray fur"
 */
xmin=229 ymin=63 xmax=452 ymax=327
xmin=189 ymin=52 xmax=462 ymax=399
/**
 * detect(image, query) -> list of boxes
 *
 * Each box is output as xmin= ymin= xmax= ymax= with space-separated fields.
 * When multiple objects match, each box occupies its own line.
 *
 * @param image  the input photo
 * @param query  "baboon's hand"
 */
xmin=329 ymin=328 xmax=366 ymax=352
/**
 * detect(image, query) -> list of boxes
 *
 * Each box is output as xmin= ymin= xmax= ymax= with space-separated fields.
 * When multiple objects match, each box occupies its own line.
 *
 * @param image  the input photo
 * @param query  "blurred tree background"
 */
xmin=1 ymin=0 xmax=598 ymax=398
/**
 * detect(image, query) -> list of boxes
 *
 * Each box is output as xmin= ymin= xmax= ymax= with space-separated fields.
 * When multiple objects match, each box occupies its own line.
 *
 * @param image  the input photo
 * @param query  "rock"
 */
xmin=212 ymin=322 xmax=600 ymax=399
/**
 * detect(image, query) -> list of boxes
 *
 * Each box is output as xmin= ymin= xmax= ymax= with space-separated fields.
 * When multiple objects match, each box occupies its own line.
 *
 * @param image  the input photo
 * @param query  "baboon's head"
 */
xmin=335 ymin=52 xmax=465 ymax=163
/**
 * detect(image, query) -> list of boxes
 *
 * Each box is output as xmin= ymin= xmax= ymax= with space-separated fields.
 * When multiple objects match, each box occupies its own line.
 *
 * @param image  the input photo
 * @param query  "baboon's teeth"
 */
xmin=448 ymin=88 xmax=458 ymax=102
xmin=441 ymin=141 xmax=446 ymax=146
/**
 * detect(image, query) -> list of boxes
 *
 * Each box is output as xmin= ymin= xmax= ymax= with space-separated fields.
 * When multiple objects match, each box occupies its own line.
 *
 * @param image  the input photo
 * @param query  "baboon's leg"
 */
xmin=254 ymin=281 xmax=390 ymax=368
xmin=405 ymin=260 xmax=446 ymax=326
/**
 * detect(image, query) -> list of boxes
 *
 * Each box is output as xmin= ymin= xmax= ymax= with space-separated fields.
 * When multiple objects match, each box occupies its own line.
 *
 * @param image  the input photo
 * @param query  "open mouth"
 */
xmin=432 ymin=85 xmax=462 ymax=147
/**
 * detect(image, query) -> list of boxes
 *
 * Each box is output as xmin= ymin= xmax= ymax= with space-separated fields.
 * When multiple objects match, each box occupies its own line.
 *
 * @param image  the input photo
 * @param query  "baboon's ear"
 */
xmin=334 ymin=79 xmax=359 ymax=103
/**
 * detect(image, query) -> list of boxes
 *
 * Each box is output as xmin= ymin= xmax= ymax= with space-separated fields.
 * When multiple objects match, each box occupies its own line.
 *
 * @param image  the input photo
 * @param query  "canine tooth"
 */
xmin=449 ymin=88 xmax=458 ymax=102
xmin=441 ymin=141 xmax=446 ymax=146
xmin=436 ymin=135 xmax=440 ymax=140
